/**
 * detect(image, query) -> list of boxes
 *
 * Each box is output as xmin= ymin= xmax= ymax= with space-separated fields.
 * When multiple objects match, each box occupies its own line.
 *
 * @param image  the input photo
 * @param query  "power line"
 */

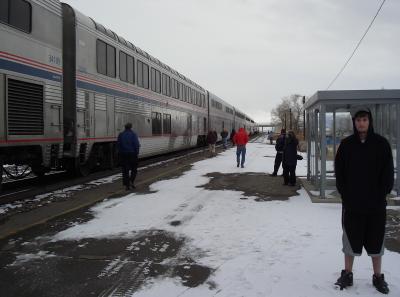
xmin=326 ymin=0 xmax=387 ymax=90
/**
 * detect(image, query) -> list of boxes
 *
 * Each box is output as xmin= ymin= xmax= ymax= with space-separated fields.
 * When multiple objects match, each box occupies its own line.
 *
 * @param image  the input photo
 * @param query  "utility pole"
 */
xmin=284 ymin=113 xmax=287 ymax=130
xmin=302 ymin=96 xmax=306 ymax=139
xmin=289 ymin=108 xmax=292 ymax=130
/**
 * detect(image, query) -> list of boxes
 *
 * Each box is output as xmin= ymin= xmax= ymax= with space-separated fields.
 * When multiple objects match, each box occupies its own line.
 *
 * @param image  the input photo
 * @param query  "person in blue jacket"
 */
xmin=117 ymin=123 xmax=140 ymax=190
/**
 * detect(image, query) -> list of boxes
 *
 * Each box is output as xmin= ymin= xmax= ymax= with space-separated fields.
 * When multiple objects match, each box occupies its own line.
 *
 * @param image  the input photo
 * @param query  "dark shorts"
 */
xmin=342 ymin=209 xmax=386 ymax=257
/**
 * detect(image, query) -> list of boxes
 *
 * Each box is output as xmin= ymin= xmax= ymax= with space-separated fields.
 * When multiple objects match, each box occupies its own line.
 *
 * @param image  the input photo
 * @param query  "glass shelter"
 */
xmin=304 ymin=90 xmax=400 ymax=198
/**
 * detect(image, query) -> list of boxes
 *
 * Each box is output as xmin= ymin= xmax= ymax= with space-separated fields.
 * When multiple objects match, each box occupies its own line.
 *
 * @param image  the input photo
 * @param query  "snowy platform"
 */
xmin=0 ymin=137 xmax=399 ymax=297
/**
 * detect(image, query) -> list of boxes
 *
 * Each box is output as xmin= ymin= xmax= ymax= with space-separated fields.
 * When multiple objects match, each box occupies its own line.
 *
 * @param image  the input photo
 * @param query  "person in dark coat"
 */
xmin=282 ymin=130 xmax=298 ymax=186
xmin=334 ymin=107 xmax=393 ymax=294
xmin=230 ymin=129 xmax=236 ymax=146
xmin=207 ymin=129 xmax=218 ymax=156
xmin=221 ymin=129 xmax=229 ymax=149
xmin=270 ymin=129 xmax=286 ymax=176
xmin=117 ymin=123 xmax=140 ymax=190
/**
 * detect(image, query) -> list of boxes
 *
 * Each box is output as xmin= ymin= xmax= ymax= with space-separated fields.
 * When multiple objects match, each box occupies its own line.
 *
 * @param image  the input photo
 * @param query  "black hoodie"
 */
xmin=334 ymin=110 xmax=394 ymax=212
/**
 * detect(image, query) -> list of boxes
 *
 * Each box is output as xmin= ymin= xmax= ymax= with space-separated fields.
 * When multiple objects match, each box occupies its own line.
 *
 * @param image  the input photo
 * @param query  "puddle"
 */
xmin=199 ymin=172 xmax=300 ymax=201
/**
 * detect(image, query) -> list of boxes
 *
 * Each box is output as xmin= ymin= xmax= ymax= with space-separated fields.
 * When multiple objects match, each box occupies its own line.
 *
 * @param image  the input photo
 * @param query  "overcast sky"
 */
xmin=62 ymin=0 xmax=399 ymax=123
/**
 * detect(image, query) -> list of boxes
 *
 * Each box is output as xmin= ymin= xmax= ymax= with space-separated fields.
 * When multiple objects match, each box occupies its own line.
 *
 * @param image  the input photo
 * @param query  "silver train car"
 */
xmin=0 ymin=0 xmax=64 ymax=178
xmin=0 ymin=0 xmax=256 ymax=187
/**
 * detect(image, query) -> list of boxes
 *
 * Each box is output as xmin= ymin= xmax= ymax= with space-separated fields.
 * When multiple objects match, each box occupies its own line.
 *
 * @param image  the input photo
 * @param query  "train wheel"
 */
xmin=98 ymin=143 xmax=116 ymax=170
xmin=31 ymin=165 xmax=46 ymax=179
xmin=105 ymin=143 xmax=116 ymax=170
xmin=66 ymin=157 xmax=93 ymax=177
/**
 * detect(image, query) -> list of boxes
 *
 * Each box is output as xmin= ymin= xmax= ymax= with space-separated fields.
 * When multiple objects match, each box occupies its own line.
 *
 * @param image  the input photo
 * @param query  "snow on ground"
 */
xmin=53 ymin=137 xmax=400 ymax=297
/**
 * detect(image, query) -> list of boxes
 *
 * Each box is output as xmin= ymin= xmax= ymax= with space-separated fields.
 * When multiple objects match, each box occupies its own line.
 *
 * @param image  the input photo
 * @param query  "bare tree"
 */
xmin=271 ymin=94 xmax=306 ymax=133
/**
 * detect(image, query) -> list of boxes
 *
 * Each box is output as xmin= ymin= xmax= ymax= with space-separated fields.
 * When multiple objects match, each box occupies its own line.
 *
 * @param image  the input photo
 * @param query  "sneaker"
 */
xmin=237 ymin=163 xmax=239 ymax=168
xmin=241 ymin=164 xmax=244 ymax=168
xmin=269 ymin=173 xmax=277 ymax=177
xmin=335 ymin=270 xmax=353 ymax=290
xmin=373 ymin=274 xmax=389 ymax=294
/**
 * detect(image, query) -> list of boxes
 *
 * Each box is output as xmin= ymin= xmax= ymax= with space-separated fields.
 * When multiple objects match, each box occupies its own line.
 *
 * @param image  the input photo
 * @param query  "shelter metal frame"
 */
xmin=304 ymin=90 xmax=400 ymax=198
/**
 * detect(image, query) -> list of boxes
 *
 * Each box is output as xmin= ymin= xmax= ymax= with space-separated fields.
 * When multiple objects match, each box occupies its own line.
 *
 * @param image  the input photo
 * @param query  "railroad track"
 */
xmin=0 ymin=145 xmax=209 ymax=206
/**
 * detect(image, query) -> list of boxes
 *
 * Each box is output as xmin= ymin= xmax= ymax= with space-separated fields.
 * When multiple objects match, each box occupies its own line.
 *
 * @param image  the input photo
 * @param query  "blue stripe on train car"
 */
xmin=0 ymin=58 xmax=62 ymax=82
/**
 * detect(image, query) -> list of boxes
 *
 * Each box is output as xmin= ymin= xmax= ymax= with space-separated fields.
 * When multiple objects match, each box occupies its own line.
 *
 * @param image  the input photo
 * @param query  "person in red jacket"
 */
xmin=233 ymin=127 xmax=249 ymax=168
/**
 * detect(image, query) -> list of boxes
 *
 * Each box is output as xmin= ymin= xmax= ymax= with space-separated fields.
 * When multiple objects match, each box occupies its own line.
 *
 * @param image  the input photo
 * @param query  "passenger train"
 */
xmin=0 ymin=0 xmax=256 ymax=187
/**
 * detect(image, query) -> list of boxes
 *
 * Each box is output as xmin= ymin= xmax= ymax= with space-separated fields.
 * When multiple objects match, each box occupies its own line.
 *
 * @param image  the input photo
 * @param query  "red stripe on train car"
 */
xmin=0 ymin=138 xmax=64 ymax=143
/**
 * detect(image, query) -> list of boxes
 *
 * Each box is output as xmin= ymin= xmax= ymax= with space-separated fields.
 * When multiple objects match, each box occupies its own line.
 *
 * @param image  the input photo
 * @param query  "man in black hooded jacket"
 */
xmin=334 ymin=107 xmax=394 ymax=294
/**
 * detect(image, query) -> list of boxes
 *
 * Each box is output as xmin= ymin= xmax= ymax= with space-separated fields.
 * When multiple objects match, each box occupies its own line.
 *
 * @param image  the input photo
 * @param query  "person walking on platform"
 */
xmin=230 ymin=128 xmax=236 ymax=146
xmin=334 ymin=107 xmax=394 ymax=294
xmin=221 ymin=128 xmax=229 ymax=149
xmin=117 ymin=123 xmax=140 ymax=190
xmin=270 ymin=129 xmax=286 ymax=176
xmin=268 ymin=131 xmax=273 ymax=144
xmin=233 ymin=127 xmax=249 ymax=168
xmin=207 ymin=129 xmax=218 ymax=156
xmin=282 ymin=130 xmax=298 ymax=186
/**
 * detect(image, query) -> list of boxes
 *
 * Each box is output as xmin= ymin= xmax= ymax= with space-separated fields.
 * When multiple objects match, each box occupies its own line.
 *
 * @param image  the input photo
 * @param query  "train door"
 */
xmin=77 ymin=91 xmax=93 ymax=138
xmin=203 ymin=117 xmax=207 ymax=134
xmin=187 ymin=115 xmax=192 ymax=135
xmin=106 ymin=96 xmax=115 ymax=136
xmin=94 ymin=93 xmax=107 ymax=137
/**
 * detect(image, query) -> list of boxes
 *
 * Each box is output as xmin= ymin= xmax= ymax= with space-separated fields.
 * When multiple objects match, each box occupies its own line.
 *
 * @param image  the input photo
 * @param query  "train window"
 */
xmin=96 ymin=40 xmax=107 ymax=75
xmin=151 ymin=112 xmax=162 ymax=135
xmin=127 ymin=55 xmax=134 ymax=84
xmin=174 ymin=80 xmax=179 ymax=99
xmin=97 ymin=40 xmax=116 ymax=78
xmin=170 ymin=79 xmax=175 ymax=98
xmin=106 ymin=44 xmax=116 ymax=77
xmin=137 ymin=60 xmax=143 ymax=87
xmin=137 ymin=60 xmax=149 ymax=89
xmin=1 ymin=0 xmax=31 ymax=33
xmin=0 ymin=1 xmax=8 ymax=23
xmin=143 ymin=63 xmax=149 ymax=89
xmin=171 ymin=79 xmax=178 ymax=99
xmin=177 ymin=82 xmax=181 ymax=100
xmin=155 ymin=69 xmax=161 ymax=93
xmin=162 ymin=73 xmax=167 ymax=96
xmin=119 ymin=52 xmax=127 ymax=82
xmin=167 ymin=77 xmax=170 ymax=96
xmin=186 ymin=86 xmax=190 ymax=102
xmin=201 ymin=94 xmax=205 ymax=108
xmin=179 ymin=83 xmax=184 ymax=101
xmin=163 ymin=114 xmax=171 ymax=134
xmin=151 ymin=68 xmax=156 ymax=92
xmin=151 ymin=68 xmax=161 ymax=93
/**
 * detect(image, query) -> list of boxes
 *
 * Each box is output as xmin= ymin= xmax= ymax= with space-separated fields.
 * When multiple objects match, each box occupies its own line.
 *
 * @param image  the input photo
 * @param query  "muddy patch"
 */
xmin=0 ymin=230 xmax=212 ymax=297
xmin=199 ymin=172 xmax=300 ymax=201
xmin=386 ymin=209 xmax=400 ymax=253
xmin=170 ymin=220 xmax=182 ymax=226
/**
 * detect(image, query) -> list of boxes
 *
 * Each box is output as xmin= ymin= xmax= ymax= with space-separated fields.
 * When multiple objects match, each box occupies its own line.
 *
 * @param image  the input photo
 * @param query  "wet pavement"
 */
xmin=0 ymin=211 xmax=212 ymax=297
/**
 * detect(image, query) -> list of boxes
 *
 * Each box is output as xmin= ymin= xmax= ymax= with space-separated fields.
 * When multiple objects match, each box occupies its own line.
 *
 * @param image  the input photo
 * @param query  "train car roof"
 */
xmin=68 ymin=4 xmax=205 ymax=92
